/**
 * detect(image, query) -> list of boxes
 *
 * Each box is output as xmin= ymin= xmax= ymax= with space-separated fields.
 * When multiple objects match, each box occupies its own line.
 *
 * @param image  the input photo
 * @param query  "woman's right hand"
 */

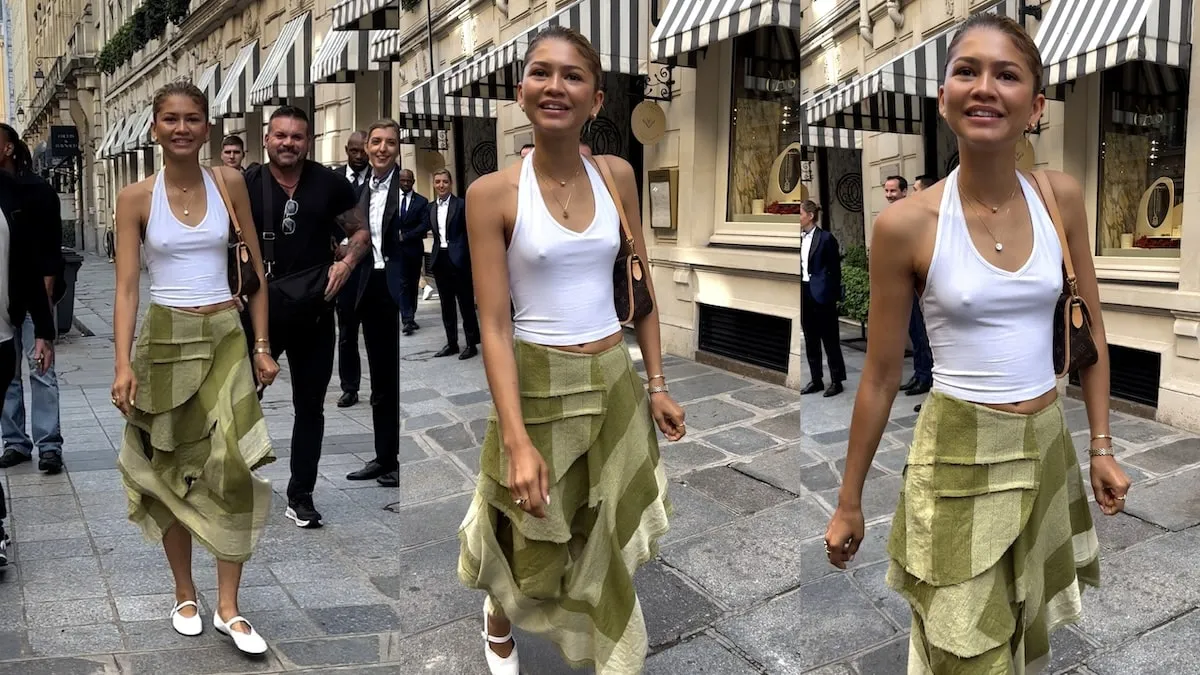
xmin=111 ymin=364 xmax=138 ymax=417
xmin=824 ymin=504 xmax=865 ymax=570
xmin=506 ymin=440 xmax=550 ymax=519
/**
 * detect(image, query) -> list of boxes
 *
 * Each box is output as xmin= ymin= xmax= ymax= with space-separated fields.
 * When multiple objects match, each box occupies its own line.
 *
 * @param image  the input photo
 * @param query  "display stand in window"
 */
xmin=1097 ymin=62 xmax=1187 ymax=258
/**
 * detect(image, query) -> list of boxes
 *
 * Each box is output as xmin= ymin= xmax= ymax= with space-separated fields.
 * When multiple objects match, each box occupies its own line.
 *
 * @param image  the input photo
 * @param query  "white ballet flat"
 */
xmin=170 ymin=600 xmax=202 ymax=637
xmin=483 ymin=601 xmax=519 ymax=675
xmin=213 ymin=611 xmax=268 ymax=654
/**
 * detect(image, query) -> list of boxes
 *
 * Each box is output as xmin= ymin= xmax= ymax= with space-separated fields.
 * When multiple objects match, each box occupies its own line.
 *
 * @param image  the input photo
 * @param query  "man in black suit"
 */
xmin=333 ymin=131 xmax=370 ymax=408
xmin=799 ymin=200 xmax=845 ymax=397
xmin=343 ymin=120 xmax=406 ymax=488
xmin=428 ymin=170 xmax=479 ymax=360
xmin=386 ymin=168 xmax=430 ymax=336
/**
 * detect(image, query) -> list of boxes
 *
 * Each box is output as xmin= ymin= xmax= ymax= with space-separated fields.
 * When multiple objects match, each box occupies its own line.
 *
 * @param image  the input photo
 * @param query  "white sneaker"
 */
xmin=169 ymin=600 xmax=202 ymax=636
xmin=213 ymin=611 xmax=268 ymax=654
xmin=422 ymin=286 xmax=436 ymax=301
xmin=482 ymin=600 xmax=519 ymax=675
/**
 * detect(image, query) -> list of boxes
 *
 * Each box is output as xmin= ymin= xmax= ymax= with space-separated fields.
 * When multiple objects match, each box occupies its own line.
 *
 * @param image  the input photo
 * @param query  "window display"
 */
xmin=1097 ymin=62 xmax=1187 ymax=258
xmin=727 ymin=28 xmax=803 ymax=221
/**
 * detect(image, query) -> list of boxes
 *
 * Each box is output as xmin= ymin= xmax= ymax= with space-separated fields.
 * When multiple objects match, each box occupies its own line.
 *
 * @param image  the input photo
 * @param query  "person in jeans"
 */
xmin=0 ymin=123 xmax=63 ymax=474
xmin=0 ymin=162 xmax=59 ymax=566
xmin=243 ymin=106 xmax=373 ymax=528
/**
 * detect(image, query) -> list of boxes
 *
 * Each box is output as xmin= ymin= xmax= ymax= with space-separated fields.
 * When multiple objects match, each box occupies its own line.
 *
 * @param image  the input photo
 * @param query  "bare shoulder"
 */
xmin=874 ymin=187 xmax=938 ymax=245
xmin=597 ymin=154 xmax=634 ymax=180
xmin=1040 ymin=169 xmax=1083 ymax=203
xmin=466 ymin=166 xmax=516 ymax=203
xmin=214 ymin=164 xmax=247 ymax=189
xmin=116 ymin=176 xmax=153 ymax=210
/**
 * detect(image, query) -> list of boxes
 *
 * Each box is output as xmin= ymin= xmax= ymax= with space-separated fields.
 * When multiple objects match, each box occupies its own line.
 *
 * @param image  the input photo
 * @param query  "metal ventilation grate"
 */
xmin=697 ymin=304 xmax=792 ymax=373
xmin=1069 ymin=344 xmax=1161 ymax=407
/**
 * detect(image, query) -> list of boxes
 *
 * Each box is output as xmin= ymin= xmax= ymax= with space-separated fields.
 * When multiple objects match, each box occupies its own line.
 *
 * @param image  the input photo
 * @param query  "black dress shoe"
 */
xmin=823 ymin=381 xmax=844 ymax=397
xmin=346 ymin=461 xmax=397 ymax=481
xmin=0 ymin=448 xmax=30 ymax=468
xmin=905 ymin=380 xmax=932 ymax=396
xmin=434 ymin=344 xmax=460 ymax=358
xmin=458 ymin=344 xmax=478 ymax=360
xmin=900 ymin=376 xmax=919 ymax=392
xmin=376 ymin=470 xmax=399 ymax=487
xmin=38 ymin=451 xmax=63 ymax=475
xmin=914 ymin=404 xmax=923 ymax=413
xmin=402 ymin=325 xmax=414 ymax=336
xmin=337 ymin=392 xmax=359 ymax=408
xmin=800 ymin=381 xmax=825 ymax=395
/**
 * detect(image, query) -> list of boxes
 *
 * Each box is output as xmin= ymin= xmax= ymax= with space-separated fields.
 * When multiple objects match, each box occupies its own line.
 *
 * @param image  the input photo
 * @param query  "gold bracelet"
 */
xmin=647 ymin=374 xmax=665 ymax=382
xmin=253 ymin=347 xmax=271 ymax=356
xmin=1091 ymin=433 xmax=1113 ymax=442
xmin=255 ymin=338 xmax=270 ymax=344
xmin=648 ymin=385 xmax=670 ymax=395
xmin=1088 ymin=446 xmax=1114 ymax=458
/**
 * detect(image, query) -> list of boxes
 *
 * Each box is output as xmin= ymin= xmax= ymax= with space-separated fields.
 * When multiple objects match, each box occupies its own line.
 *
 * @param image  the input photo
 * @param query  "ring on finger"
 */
xmin=514 ymin=497 xmax=527 ymax=506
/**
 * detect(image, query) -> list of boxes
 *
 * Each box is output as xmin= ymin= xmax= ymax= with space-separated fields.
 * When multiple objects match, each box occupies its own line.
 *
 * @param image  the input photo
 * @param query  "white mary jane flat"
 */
xmin=483 ymin=601 xmax=519 ymax=675
xmin=213 ymin=611 xmax=268 ymax=654
xmin=170 ymin=600 xmax=202 ymax=637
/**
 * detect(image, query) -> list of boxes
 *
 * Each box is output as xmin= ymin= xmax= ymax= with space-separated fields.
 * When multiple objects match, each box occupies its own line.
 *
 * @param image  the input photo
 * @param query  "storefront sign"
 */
xmin=632 ymin=101 xmax=666 ymax=145
xmin=50 ymin=126 xmax=80 ymax=159
xmin=648 ymin=168 xmax=678 ymax=230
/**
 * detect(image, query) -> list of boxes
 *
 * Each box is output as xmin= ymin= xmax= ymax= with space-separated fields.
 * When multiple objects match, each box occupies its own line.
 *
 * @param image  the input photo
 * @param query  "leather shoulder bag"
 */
xmin=210 ymin=167 xmax=261 ymax=300
xmin=592 ymin=156 xmax=654 ymax=325
xmin=1031 ymin=170 xmax=1099 ymax=377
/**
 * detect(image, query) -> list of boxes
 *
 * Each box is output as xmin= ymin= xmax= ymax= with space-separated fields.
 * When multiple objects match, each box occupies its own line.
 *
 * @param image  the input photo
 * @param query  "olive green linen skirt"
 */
xmin=117 ymin=305 xmax=274 ymax=563
xmin=458 ymin=339 xmax=672 ymax=674
xmin=887 ymin=392 xmax=1101 ymax=674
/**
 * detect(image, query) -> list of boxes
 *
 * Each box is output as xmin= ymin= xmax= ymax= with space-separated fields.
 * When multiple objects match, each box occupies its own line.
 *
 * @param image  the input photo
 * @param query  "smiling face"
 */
xmin=367 ymin=126 xmax=399 ymax=175
xmin=939 ymin=26 xmax=1045 ymax=151
xmin=433 ymin=173 xmax=452 ymax=199
xmin=264 ymin=115 xmax=309 ymax=169
xmin=154 ymin=94 xmax=209 ymax=159
xmin=884 ymin=179 xmax=906 ymax=203
xmin=516 ymin=36 xmax=604 ymax=136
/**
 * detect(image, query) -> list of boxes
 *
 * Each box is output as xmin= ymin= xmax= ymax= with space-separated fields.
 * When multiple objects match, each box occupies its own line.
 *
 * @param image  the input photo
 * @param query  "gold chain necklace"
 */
xmin=165 ymin=176 xmax=202 ymax=217
xmin=959 ymin=181 xmax=1019 ymax=252
xmin=533 ymin=161 xmax=583 ymax=219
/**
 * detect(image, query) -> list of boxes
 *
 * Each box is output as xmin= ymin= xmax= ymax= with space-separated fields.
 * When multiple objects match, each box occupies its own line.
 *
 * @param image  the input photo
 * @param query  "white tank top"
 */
xmin=143 ymin=169 xmax=233 ymax=308
xmin=920 ymin=168 xmax=1062 ymax=404
xmin=508 ymin=151 xmax=622 ymax=346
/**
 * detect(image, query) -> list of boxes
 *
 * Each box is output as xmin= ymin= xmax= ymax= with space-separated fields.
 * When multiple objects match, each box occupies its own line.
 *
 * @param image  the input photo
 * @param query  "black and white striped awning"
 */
xmin=211 ymin=41 xmax=260 ymax=119
xmin=313 ymin=27 xmax=386 ymax=83
xmin=651 ymin=0 xmax=801 ymax=64
xmin=807 ymin=0 xmax=1064 ymax=134
xmin=1036 ymin=0 xmax=1192 ymax=88
xmin=332 ymin=0 xmax=399 ymax=31
xmin=250 ymin=13 xmax=313 ymax=106
xmin=194 ymin=63 xmax=221 ymax=122
xmin=446 ymin=0 xmax=646 ymax=100
xmin=396 ymin=65 xmax=497 ymax=132
xmin=799 ymin=116 xmax=861 ymax=150
xmin=96 ymin=117 xmax=127 ymax=159
xmin=124 ymin=105 xmax=155 ymax=152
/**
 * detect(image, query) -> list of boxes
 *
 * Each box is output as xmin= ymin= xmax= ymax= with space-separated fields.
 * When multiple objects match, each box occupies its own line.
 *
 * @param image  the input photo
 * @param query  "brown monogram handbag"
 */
xmin=211 ymin=167 xmax=261 ymax=300
xmin=592 ymin=156 xmax=654 ymax=325
xmin=1031 ymin=171 xmax=1098 ymax=377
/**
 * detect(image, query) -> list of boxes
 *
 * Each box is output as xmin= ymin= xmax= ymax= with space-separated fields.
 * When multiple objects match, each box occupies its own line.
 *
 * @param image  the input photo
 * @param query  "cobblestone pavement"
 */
xmin=0 ymin=254 xmax=802 ymax=674
xmin=798 ymin=326 xmax=1200 ymax=675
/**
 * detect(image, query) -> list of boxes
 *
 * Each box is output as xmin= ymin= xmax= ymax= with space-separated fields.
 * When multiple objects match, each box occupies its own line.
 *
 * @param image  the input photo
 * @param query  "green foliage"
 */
xmin=97 ymin=0 xmax=191 ymax=75
xmin=842 ymin=244 xmax=869 ymax=272
xmin=839 ymin=265 xmax=870 ymax=324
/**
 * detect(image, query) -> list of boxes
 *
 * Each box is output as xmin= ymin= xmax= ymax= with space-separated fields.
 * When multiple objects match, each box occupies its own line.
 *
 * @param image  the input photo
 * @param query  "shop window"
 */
xmin=1097 ymin=61 xmax=1188 ymax=258
xmin=727 ymin=28 xmax=803 ymax=222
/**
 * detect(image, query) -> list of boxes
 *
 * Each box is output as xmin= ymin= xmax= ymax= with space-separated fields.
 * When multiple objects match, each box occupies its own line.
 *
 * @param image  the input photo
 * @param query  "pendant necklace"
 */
xmin=960 ymin=180 xmax=1019 ymax=252
xmin=166 ymin=177 xmax=200 ymax=217
xmin=534 ymin=161 xmax=583 ymax=219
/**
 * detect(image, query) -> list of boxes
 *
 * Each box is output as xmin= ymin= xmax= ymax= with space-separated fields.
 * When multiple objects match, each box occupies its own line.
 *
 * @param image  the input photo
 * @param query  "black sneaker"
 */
xmin=38 ymin=451 xmax=63 ymax=475
xmin=0 ymin=448 xmax=30 ymax=469
xmin=285 ymin=495 xmax=323 ymax=529
xmin=0 ymin=525 xmax=9 ymax=567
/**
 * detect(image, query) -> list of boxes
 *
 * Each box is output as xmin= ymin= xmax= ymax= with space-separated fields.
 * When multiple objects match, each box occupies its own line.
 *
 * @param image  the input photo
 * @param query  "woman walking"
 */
xmin=458 ymin=26 xmax=686 ymax=675
xmin=824 ymin=14 xmax=1131 ymax=673
xmin=111 ymin=82 xmax=278 ymax=654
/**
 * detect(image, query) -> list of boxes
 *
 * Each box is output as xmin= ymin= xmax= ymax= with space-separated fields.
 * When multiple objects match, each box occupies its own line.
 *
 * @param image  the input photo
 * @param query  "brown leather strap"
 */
xmin=1031 ymin=170 xmax=1075 ymax=284
xmin=590 ymin=155 xmax=635 ymax=253
xmin=210 ymin=166 xmax=245 ymax=240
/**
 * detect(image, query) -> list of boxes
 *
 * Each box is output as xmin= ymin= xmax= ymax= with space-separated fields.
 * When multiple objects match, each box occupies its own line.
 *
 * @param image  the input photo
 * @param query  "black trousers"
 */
xmin=396 ymin=249 xmax=423 ymax=324
xmin=0 ymin=339 xmax=12 ymax=522
xmin=800 ymin=282 xmax=846 ymax=383
xmin=244 ymin=309 xmax=336 ymax=501
xmin=335 ymin=293 xmax=361 ymax=394
xmin=432 ymin=254 xmax=480 ymax=347
xmin=356 ymin=270 xmax=400 ymax=468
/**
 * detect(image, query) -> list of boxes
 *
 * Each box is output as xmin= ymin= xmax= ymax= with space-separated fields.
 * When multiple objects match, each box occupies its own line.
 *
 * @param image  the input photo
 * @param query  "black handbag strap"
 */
xmin=259 ymin=167 xmax=278 ymax=278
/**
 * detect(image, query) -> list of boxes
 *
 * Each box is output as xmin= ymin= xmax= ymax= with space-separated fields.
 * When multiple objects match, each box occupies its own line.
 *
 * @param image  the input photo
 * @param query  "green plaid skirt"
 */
xmin=887 ymin=392 xmax=1100 ymax=674
xmin=458 ymin=339 xmax=671 ymax=674
xmin=117 ymin=305 xmax=274 ymax=563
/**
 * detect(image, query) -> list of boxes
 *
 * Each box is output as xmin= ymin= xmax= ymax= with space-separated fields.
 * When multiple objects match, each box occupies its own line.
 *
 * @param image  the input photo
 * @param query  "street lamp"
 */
xmin=16 ymin=108 xmax=24 ymax=124
xmin=34 ymin=60 xmax=45 ymax=90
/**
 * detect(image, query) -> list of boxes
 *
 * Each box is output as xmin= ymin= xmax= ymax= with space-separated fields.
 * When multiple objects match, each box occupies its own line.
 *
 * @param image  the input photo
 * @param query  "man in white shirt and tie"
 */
xmin=334 ymin=130 xmax=371 ymax=408
xmin=387 ymin=168 xmax=430 ymax=335
xmin=428 ymin=169 xmax=479 ymax=360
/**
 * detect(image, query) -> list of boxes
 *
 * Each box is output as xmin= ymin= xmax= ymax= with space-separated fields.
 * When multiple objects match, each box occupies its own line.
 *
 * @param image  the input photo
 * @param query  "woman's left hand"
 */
xmin=1090 ymin=456 xmax=1132 ymax=515
xmin=650 ymin=393 xmax=686 ymax=441
xmin=253 ymin=353 xmax=280 ymax=388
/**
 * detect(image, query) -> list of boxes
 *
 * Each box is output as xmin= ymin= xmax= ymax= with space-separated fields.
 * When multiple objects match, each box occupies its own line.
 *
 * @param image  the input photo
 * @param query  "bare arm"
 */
xmin=218 ymin=166 xmax=270 ymax=344
xmin=335 ymin=203 xmax=371 ymax=268
xmin=113 ymin=185 xmax=145 ymax=371
xmin=838 ymin=206 xmax=918 ymax=508
xmin=467 ymin=175 xmax=527 ymax=450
